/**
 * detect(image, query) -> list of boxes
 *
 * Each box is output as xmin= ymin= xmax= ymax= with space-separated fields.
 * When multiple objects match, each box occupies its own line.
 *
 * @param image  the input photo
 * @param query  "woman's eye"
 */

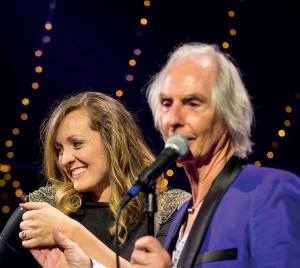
xmin=72 ymin=141 xmax=83 ymax=148
xmin=56 ymin=147 xmax=63 ymax=155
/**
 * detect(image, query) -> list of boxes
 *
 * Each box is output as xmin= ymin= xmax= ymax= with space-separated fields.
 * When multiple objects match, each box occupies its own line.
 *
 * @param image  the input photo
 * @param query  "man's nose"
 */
xmin=165 ymin=104 xmax=184 ymax=129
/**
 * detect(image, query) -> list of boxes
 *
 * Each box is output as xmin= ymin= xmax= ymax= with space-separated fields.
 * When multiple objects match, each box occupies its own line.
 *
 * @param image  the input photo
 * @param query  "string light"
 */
xmin=163 ymin=1 xmax=299 ymax=179
xmin=255 ymin=100 xmax=299 ymax=167
xmin=0 ymin=0 xmax=57 ymax=216
xmin=116 ymin=1 xmax=150 ymax=97
xmin=0 ymin=0 xmax=299 ymax=223
xmin=219 ymin=2 xmax=299 ymax=171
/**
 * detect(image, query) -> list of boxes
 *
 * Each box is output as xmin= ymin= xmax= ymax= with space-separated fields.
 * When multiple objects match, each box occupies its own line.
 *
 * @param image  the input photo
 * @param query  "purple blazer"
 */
xmin=164 ymin=162 xmax=300 ymax=267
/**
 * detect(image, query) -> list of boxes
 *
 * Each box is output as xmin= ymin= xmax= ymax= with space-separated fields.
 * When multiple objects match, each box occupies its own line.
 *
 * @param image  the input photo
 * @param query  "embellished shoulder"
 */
xmin=26 ymin=184 xmax=58 ymax=208
xmin=154 ymin=188 xmax=191 ymax=235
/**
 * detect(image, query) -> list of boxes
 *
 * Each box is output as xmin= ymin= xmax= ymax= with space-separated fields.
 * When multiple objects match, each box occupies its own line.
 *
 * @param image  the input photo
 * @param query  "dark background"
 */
xmin=1 ymin=0 xmax=299 ymax=229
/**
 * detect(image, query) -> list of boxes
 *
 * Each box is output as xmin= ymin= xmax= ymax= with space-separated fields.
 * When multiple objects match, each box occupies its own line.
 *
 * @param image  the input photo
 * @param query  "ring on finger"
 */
xmin=20 ymin=230 xmax=27 ymax=239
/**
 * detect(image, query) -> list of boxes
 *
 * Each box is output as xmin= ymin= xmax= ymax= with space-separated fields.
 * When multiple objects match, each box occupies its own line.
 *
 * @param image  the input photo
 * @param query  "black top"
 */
xmin=71 ymin=200 xmax=174 ymax=260
xmin=0 ymin=199 xmax=176 ymax=267
xmin=0 ymin=187 xmax=190 ymax=267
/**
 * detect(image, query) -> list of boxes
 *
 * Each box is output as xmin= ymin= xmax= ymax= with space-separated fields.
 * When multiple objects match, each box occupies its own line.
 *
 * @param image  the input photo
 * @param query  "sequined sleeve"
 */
xmin=154 ymin=189 xmax=191 ymax=235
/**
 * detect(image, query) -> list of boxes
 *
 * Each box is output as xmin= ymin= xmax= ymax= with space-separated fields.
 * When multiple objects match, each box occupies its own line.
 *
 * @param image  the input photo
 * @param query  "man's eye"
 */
xmin=189 ymin=102 xmax=200 ymax=107
xmin=161 ymin=100 xmax=171 ymax=107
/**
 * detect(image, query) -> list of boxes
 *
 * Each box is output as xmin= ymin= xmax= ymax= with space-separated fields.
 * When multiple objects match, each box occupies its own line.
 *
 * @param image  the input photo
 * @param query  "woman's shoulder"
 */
xmin=26 ymin=184 xmax=58 ymax=208
xmin=157 ymin=188 xmax=191 ymax=211
xmin=154 ymin=188 xmax=191 ymax=235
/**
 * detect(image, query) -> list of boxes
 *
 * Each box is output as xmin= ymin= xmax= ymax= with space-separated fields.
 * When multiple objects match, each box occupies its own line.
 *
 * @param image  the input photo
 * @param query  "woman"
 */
xmin=0 ymin=91 xmax=190 ymax=267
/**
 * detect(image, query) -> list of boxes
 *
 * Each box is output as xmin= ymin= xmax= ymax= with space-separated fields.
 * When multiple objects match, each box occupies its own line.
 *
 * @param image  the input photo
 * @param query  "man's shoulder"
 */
xmin=242 ymin=164 xmax=299 ymax=181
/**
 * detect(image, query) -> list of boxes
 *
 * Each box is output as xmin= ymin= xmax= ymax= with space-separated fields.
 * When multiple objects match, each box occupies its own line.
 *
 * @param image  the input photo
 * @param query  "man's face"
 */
xmin=159 ymin=55 xmax=228 ymax=165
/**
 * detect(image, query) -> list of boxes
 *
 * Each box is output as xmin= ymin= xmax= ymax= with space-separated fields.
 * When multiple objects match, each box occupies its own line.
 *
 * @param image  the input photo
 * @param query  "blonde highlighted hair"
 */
xmin=39 ymin=91 xmax=166 ymax=245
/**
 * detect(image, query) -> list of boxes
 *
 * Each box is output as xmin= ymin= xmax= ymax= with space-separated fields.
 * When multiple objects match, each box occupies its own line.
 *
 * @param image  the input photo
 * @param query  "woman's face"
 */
xmin=55 ymin=109 xmax=110 ymax=201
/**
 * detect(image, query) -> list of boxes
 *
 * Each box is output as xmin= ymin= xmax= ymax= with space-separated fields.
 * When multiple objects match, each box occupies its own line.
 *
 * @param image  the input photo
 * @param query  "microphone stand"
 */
xmin=144 ymin=185 xmax=157 ymax=235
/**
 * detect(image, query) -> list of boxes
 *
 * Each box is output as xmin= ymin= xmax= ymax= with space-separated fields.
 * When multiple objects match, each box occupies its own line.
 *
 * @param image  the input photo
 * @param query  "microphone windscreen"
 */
xmin=165 ymin=135 xmax=189 ymax=160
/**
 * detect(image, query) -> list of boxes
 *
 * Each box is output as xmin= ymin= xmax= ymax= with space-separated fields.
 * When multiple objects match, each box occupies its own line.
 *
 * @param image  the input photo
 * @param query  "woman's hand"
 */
xmin=19 ymin=202 xmax=79 ymax=248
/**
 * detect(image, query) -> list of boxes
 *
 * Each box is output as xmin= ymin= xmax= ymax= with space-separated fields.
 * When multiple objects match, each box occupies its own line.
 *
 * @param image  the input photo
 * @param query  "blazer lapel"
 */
xmin=176 ymin=157 xmax=244 ymax=267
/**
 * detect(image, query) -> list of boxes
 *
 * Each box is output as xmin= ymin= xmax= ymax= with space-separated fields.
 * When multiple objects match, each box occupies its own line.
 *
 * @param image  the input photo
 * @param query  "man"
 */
xmin=130 ymin=42 xmax=300 ymax=267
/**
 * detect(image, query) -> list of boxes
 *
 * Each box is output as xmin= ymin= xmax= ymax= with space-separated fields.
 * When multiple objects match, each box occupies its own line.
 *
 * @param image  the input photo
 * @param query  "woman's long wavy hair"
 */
xmin=39 ymin=91 xmax=167 ymax=246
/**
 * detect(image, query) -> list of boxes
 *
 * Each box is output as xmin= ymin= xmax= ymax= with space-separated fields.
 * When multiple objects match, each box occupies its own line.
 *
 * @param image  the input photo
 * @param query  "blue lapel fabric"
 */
xmin=164 ymin=157 xmax=244 ymax=267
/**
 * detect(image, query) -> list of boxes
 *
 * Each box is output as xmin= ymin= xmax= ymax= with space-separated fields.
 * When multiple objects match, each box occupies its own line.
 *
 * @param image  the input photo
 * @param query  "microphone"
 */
xmin=0 ymin=186 xmax=58 ymax=267
xmin=119 ymin=135 xmax=189 ymax=208
xmin=0 ymin=207 xmax=37 ymax=267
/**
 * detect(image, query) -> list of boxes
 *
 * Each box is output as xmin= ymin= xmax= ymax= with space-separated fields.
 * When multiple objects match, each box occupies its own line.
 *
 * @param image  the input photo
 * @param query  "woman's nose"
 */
xmin=60 ymin=150 xmax=75 ymax=166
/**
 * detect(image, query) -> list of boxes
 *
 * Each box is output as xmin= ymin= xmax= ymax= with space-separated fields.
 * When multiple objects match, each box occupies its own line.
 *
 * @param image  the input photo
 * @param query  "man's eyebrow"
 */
xmin=182 ymin=94 xmax=202 ymax=100
xmin=159 ymin=93 xmax=167 ymax=99
xmin=159 ymin=93 xmax=207 ymax=103
xmin=159 ymin=93 xmax=170 ymax=99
